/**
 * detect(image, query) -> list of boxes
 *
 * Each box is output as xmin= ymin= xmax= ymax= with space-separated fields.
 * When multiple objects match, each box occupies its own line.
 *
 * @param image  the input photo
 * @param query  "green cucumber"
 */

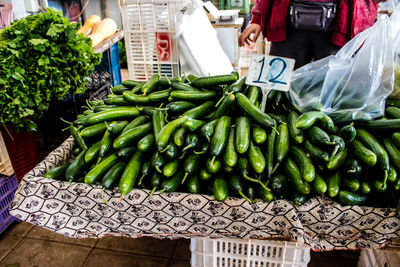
xmin=183 ymin=101 xmax=216 ymax=119
xmin=153 ymin=109 xmax=166 ymax=141
xmin=327 ymin=171 xmax=340 ymax=198
xmin=360 ymin=181 xmax=372 ymax=195
xmin=107 ymin=121 xmax=129 ymax=135
xmin=151 ymin=152 xmax=166 ymax=173
xmin=392 ymin=132 xmax=400 ymax=148
xmin=338 ymin=191 xmax=367 ymax=205
xmin=224 ymin=128 xmax=238 ymax=168
xmin=183 ymin=119 xmax=206 ymax=132
xmin=307 ymin=126 xmax=333 ymax=146
xmin=199 ymin=168 xmax=212 ymax=181
xmin=311 ymin=174 xmax=327 ymax=195
xmin=209 ymin=93 xmax=235 ymax=120
xmin=171 ymin=81 xmax=201 ymax=92
xmin=236 ymin=93 xmax=274 ymax=128
xmin=296 ymin=111 xmax=327 ymax=129
xmin=235 ymin=116 xmax=251 ymax=154
xmin=174 ymin=127 xmax=186 ymax=147
xmin=266 ymin=123 xmax=277 ymax=178
xmin=326 ymin=148 xmax=348 ymax=171
xmin=45 ymin=164 xmax=69 ymax=180
xmin=141 ymin=74 xmax=159 ymax=95
xmin=339 ymin=123 xmax=357 ymax=143
xmin=157 ymin=116 xmax=188 ymax=151
xmin=383 ymin=137 xmax=400 ymax=170
xmin=163 ymin=159 xmax=179 ymax=177
xmin=291 ymin=146 xmax=315 ymax=182
xmin=293 ymin=193 xmax=308 ymax=205
xmin=85 ymin=152 xmax=118 ymax=184
xmin=167 ymin=101 xmax=196 ymax=114
xmin=283 ymin=158 xmax=311 ymax=195
xmin=320 ymin=116 xmax=336 ymax=134
xmin=122 ymin=115 xmax=148 ymax=134
xmin=342 ymin=177 xmax=360 ymax=192
xmin=117 ymin=146 xmax=136 ymax=159
xmin=85 ymin=141 xmax=102 ymax=163
xmin=183 ymin=133 xmax=199 ymax=152
xmin=344 ymin=158 xmax=363 ymax=178
xmin=84 ymin=107 xmax=140 ymax=125
xmin=207 ymin=157 xmax=221 ymax=174
xmin=69 ymin=126 xmax=87 ymax=151
xmin=122 ymin=79 xmax=144 ymax=88
xmin=119 ymin=150 xmax=144 ymax=195
xmin=98 ymin=130 xmax=113 ymax=160
xmin=163 ymin=142 xmax=179 ymax=159
xmin=138 ymin=134 xmax=155 ymax=152
xmin=252 ymin=126 xmax=267 ymax=145
xmin=210 ymin=116 xmax=231 ymax=160
xmin=161 ymin=170 xmax=184 ymax=192
xmin=303 ymin=139 xmax=330 ymax=162
xmin=357 ymin=129 xmax=389 ymax=184
xmin=350 ymin=140 xmax=377 ymax=166
xmin=270 ymin=174 xmax=288 ymax=195
xmin=80 ymin=123 xmax=107 ymax=138
xmin=66 ymin=150 xmax=87 ymax=182
xmin=113 ymin=122 xmax=153 ymax=149
xmin=200 ymin=119 xmax=218 ymax=142
xmin=275 ymin=123 xmax=289 ymax=166
xmin=248 ymin=141 xmax=265 ymax=174
xmin=186 ymin=174 xmax=200 ymax=194
xmin=247 ymin=86 xmax=260 ymax=105
xmin=102 ymin=162 xmax=126 ymax=189
xmin=386 ymin=106 xmax=400 ymax=119
xmin=170 ymin=90 xmax=217 ymax=101
xmin=213 ymin=176 xmax=229 ymax=202
xmin=191 ymin=74 xmax=237 ymax=88
xmin=182 ymin=152 xmax=200 ymax=183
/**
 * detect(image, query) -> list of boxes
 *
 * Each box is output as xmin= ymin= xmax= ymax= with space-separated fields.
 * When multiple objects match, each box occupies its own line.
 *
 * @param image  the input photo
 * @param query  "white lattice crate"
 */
xmin=120 ymin=0 xmax=187 ymax=80
xmin=0 ymin=132 xmax=13 ymax=177
xmin=191 ymin=238 xmax=311 ymax=267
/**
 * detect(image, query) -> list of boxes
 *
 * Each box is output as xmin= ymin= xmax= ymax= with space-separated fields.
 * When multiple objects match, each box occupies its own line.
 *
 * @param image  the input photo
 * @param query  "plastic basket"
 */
xmin=0 ymin=174 xmax=18 ymax=234
xmin=190 ymin=238 xmax=311 ymax=267
xmin=120 ymin=0 xmax=187 ymax=79
xmin=0 ymin=125 xmax=38 ymax=182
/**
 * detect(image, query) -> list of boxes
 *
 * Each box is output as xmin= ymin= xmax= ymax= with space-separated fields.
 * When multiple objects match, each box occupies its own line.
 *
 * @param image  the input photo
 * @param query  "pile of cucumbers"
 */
xmin=45 ymin=72 xmax=400 ymax=214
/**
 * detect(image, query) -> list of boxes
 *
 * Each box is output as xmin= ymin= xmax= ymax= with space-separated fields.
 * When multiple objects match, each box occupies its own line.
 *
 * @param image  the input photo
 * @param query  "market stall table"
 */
xmin=9 ymin=137 xmax=400 ymax=251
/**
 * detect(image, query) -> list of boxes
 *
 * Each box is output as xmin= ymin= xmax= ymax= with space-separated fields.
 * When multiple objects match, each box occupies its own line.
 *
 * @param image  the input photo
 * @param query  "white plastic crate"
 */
xmin=191 ymin=238 xmax=311 ymax=267
xmin=120 ymin=0 xmax=187 ymax=79
xmin=358 ymin=249 xmax=400 ymax=267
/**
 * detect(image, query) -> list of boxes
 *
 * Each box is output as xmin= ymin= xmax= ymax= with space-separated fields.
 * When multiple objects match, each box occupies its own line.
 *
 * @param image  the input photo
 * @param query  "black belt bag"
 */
xmin=290 ymin=1 xmax=337 ymax=31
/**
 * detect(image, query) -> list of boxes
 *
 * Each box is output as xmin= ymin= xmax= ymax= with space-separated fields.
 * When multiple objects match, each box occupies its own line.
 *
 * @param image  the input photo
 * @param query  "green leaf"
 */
xmin=29 ymin=38 xmax=48 ymax=46
xmin=46 ymin=23 xmax=64 ymax=36
xmin=38 ymin=55 xmax=49 ymax=66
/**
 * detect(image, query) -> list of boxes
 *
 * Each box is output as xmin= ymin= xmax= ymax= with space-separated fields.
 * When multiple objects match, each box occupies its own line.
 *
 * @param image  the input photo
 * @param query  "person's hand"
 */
xmin=238 ymin=23 xmax=261 ymax=47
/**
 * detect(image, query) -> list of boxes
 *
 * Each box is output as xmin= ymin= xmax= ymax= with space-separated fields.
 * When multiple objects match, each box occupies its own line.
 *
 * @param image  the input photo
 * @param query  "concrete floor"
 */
xmin=0 ymin=221 xmax=364 ymax=267
xmin=0 ymin=222 xmax=191 ymax=267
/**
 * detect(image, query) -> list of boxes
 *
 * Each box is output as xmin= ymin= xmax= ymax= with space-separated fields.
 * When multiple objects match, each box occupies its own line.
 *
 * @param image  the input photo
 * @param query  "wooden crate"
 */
xmin=0 ymin=131 xmax=14 ymax=176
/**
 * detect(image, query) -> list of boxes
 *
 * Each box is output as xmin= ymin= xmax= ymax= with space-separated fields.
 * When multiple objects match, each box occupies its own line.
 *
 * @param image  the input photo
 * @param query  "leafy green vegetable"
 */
xmin=0 ymin=8 xmax=101 ymax=131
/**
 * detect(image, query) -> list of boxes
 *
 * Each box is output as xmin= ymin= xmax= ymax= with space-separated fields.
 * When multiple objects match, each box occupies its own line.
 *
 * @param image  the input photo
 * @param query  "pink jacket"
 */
xmin=251 ymin=0 xmax=379 ymax=46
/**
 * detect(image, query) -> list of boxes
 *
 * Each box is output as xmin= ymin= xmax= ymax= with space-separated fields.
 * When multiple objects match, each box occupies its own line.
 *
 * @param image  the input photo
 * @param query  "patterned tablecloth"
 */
xmin=9 ymin=137 xmax=400 ymax=251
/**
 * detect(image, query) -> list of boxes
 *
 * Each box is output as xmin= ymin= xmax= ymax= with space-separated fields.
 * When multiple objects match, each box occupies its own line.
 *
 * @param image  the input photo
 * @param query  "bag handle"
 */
xmin=335 ymin=27 xmax=371 ymax=59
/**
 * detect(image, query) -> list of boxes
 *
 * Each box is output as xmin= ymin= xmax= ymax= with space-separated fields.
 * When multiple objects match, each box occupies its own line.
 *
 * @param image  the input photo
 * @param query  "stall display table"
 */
xmin=9 ymin=137 xmax=400 ymax=251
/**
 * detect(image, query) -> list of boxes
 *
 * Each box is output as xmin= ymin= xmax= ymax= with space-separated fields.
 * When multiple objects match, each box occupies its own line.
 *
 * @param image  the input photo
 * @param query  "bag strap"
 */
xmin=335 ymin=27 xmax=371 ymax=59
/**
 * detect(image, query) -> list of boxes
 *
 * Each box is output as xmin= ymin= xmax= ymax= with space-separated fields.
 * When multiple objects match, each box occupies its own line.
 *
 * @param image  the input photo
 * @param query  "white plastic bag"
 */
xmin=389 ymin=5 xmax=400 ymax=99
xmin=288 ymin=14 xmax=396 ymax=122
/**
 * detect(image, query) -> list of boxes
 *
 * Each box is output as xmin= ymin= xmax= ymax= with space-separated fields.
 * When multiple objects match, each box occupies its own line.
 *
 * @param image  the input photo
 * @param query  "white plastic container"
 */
xmin=120 ymin=0 xmax=187 ymax=79
xmin=190 ymin=238 xmax=311 ymax=267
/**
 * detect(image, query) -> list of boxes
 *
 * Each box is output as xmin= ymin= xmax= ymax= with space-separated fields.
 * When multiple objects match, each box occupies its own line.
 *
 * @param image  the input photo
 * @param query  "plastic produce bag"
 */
xmin=389 ymin=6 xmax=400 ymax=99
xmin=288 ymin=14 xmax=396 ymax=122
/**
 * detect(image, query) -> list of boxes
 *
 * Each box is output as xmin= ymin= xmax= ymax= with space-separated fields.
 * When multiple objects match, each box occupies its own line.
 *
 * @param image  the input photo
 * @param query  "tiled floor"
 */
xmin=1 ymin=222 xmax=191 ymax=267
xmin=0 ymin=222 xmax=365 ymax=267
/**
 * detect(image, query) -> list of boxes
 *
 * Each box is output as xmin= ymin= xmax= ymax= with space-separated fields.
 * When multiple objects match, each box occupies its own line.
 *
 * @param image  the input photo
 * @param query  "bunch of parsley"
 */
xmin=0 ymin=8 xmax=101 ymax=131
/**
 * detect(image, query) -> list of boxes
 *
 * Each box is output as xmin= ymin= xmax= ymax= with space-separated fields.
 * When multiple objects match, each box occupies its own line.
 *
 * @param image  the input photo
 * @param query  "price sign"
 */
xmin=246 ymin=55 xmax=295 ymax=111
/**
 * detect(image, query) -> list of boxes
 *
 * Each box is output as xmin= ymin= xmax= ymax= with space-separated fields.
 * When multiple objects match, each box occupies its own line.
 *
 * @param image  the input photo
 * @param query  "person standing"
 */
xmin=239 ymin=0 xmax=386 ymax=69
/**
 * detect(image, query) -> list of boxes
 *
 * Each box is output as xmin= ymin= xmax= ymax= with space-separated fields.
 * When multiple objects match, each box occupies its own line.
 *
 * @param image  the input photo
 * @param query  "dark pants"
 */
xmin=269 ymin=29 xmax=340 ymax=69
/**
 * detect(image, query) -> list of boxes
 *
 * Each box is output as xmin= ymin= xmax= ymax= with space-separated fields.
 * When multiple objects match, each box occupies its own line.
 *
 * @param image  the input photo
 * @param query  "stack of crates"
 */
xmin=120 ymin=0 xmax=187 ymax=80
